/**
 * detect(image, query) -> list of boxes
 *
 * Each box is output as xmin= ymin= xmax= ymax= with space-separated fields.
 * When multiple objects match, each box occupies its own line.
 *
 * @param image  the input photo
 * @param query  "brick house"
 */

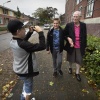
xmin=65 ymin=0 xmax=100 ymax=36
xmin=60 ymin=14 xmax=65 ymax=25
xmin=0 ymin=5 xmax=35 ymax=27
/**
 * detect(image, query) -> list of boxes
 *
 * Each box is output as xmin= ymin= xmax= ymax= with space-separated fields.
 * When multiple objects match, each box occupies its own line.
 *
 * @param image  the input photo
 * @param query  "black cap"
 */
xmin=7 ymin=20 xmax=29 ymax=33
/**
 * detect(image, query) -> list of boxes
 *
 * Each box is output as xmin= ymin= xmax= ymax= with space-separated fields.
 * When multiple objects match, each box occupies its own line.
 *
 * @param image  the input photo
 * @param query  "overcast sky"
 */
xmin=0 ymin=0 xmax=65 ymax=16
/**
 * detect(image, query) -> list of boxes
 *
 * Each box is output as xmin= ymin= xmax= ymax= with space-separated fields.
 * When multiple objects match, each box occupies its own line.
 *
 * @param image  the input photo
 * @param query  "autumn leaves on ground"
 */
xmin=0 ymin=49 xmax=18 ymax=99
xmin=0 ymin=32 xmax=99 ymax=100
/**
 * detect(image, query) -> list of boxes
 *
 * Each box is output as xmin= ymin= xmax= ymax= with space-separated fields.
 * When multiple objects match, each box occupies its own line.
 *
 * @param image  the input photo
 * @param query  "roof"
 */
xmin=0 ymin=5 xmax=16 ymax=12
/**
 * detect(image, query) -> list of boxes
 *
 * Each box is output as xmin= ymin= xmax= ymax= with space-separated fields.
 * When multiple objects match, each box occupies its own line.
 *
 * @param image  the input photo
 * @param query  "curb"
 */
xmin=0 ymin=31 xmax=8 ymax=35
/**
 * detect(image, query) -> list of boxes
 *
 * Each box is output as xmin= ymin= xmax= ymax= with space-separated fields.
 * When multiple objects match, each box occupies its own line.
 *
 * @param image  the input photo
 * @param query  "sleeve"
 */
xmin=46 ymin=31 xmax=50 ymax=51
xmin=24 ymin=31 xmax=33 ymax=41
xmin=63 ymin=23 xmax=70 ymax=38
xmin=19 ymin=32 xmax=46 ymax=52
xmin=84 ymin=23 xmax=87 ymax=48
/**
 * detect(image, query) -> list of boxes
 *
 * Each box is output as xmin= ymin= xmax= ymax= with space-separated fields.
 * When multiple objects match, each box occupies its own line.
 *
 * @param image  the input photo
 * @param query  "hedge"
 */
xmin=0 ymin=27 xmax=7 ymax=31
xmin=83 ymin=35 xmax=100 ymax=96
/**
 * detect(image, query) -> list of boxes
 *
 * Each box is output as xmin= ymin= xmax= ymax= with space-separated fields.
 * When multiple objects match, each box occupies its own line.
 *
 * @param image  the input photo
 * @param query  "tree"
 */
xmin=59 ymin=14 xmax=65 ymax=25
xmin=15 ymin=6 xmax=21 ymax=19
xmin=32 ymin=7 xmax=59 ymax=24
xmin=53 ymin=8 xmax=59 ymax=18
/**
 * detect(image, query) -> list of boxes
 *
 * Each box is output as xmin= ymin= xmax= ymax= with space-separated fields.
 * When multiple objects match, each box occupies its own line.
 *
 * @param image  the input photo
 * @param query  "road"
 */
xmin=0 ymin=28 xmax=48 ymax=52
xmin=0 ymin=33 xmax=12 ymax=52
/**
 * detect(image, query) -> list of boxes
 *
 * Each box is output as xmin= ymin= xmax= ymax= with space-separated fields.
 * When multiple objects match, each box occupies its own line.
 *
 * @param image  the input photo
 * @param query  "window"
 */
xmin=9 ymin=11 xmax=13 ymax=16
xmin=66 ymin=0 xmax=68 ymax=2
xmin=76 ymin=0 xmax=82 ymax=4
xmin=72 ymin=12 xmax=74 ymax=17
xmin=76 ymin=0 xmax=80 ymax=4
xmin=3 ymin=9 xmax=8 ymax=15
xmin=86 ymin=0 xmax=94 ymax=17
xmin=0 ymin=17 xmax=3 ymax=24
xmin=79 ymin=6 xmax=83 ymax=12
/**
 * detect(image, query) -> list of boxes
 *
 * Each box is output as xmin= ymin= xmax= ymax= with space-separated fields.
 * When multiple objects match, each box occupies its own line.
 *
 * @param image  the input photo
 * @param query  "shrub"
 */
xmin=0 ymin=27 xmax=7 ymax=31
xmin=83 ymin=35 xmax=100 ymax=87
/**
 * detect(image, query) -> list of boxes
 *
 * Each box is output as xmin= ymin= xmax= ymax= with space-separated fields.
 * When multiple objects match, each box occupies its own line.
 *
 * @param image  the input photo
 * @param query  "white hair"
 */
xmin=73 ymin=11 xmax=82 ymax=17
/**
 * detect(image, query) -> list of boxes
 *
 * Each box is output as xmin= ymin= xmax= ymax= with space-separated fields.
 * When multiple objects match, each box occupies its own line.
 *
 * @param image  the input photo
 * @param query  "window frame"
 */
xmin=76 ymin=0 xmax=82 ymax=5
xmin=86 ymin=0 xmax=94 ymax=18
xmin=0 ymin=17 xmax=3 ymax=24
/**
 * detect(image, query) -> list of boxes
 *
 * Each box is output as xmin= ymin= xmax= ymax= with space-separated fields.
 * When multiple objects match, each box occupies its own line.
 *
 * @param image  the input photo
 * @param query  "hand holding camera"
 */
xmin=29 ymin=26 xmax=42 ymax=33
xmin=33 ymin=26 xmax=42 ymax=33
xmin=29 ymin=26 xmax=34 ymax=32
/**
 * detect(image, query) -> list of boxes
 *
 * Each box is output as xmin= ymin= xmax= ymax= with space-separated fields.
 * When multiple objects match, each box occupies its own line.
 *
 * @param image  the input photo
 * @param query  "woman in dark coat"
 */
xmin=64 ymin=11 xmax=87 ymax=81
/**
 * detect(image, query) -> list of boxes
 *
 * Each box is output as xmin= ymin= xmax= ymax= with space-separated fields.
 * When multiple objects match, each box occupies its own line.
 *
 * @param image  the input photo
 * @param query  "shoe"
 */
xmin=21 ymin=94 xmax=25 ymax=100
xmin=68 ymin=68 xmax=72 ymax=74
xmin=53 ymin=72 xmax=57 ymax=77
xmin=58 ymin=70 xmax=63 ymax=75
xmin=31 ymin=97 xmax=35 ymax=100
xmin=75 ymin=74 xmax=81 ymax=81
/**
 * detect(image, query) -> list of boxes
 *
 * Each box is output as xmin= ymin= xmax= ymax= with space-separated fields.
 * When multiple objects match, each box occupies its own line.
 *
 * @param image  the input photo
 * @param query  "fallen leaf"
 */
xmin=5 ymin=93 xmax=9 ymax=97
xmin=7 ymin=93 xmax=13 ymax=98
xmin=85 ymin=72 xmax=87 ymax=74
xmin=63 ymin=60 xmax=66 ymax=62
xmin=42 ymin=71 xmax=44 ymax=74
xmin=6 ymin=84 xmax=10 ymax=88
xmin=49 ymin=81 xmax=54 ymax=86
xmin=0 ymin=68 xmax=2 ymax=71
xmin=73 ymin=76 xmax=75 ymax=78
xmin=88 ymin=80 xmax=94 ymax=85
xmin=80 ymin=70 xmax=82 ymax=73
xmin=10 ymin=81 xmax=14 ymax=85
xmin=81 ymin=68 xmax=85 ymax=71
xmin=82 ymin=89 xmax=89 ymax=94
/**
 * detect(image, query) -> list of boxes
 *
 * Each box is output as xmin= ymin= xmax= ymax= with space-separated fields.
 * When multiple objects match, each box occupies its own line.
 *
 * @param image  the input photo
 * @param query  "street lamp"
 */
xmin=3 ymin=0 xmax=11 ymax=6
xmin=3 ymin=0 xmax=11 ymax=13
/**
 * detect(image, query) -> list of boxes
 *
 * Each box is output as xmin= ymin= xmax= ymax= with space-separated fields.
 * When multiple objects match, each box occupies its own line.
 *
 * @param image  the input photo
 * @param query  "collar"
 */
xmin=12 ymin=37 xmax=22 ymax=40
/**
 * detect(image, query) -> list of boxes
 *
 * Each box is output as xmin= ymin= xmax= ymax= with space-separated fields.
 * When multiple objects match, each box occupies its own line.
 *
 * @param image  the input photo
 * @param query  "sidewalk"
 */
xmin=5 ymin=32 xmax=97 ymax=100
xmin=0 ymin=31 xmax=8 ymax=35
xmin=1 ymin=34 xmax=98 ymax=100
xmin=6 ymin=51 xmax=98 ymax=100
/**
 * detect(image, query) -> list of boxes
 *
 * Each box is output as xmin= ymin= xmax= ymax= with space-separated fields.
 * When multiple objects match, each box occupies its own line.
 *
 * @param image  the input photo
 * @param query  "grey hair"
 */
xmin=73 ymin=11 xmax=82 ymax=17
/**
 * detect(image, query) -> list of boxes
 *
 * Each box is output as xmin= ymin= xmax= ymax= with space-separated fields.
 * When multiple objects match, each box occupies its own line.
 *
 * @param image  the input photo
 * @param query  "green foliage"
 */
xmin=61 ymin=25 xmax=65 ymax=29
xmin=15 ymin=6 xmax=21 ymax=18
xmin=83 ymin=35 xmax=100 ymax=87
xmin=0 ymin=27 xmax=7 ymax=31
xmin=32 ymin=7 xmax=58 ymax=24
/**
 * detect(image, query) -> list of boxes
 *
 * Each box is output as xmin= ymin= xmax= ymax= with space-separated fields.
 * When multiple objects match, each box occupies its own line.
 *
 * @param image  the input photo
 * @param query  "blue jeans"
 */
xmin=19 ymin=76 xmax=33 ymax=100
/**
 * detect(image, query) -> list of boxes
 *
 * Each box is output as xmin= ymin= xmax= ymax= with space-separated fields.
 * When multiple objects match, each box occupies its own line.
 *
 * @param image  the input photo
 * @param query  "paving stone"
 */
xmin=0 ymin=32 xmax=98 ymax=100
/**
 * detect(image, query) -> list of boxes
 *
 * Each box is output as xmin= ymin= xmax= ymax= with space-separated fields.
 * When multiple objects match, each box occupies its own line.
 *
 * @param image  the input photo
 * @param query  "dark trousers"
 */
xmin=52 ymin=49 xmax=63 ymax=72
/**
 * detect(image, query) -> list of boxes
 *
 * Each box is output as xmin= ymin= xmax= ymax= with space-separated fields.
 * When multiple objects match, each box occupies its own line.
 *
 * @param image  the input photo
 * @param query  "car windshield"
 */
xmin=44 ymin=24 xmax=50 ymax=27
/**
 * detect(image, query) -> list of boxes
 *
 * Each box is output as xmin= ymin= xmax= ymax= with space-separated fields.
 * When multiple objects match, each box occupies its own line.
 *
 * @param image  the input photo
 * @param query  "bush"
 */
xmin=83 ymin=35 xmax=100 ymax=87
xmin=0 ymin=26 xmax=7 ymax=31
xmin=61 ymin=25 xmax=65 ymax=29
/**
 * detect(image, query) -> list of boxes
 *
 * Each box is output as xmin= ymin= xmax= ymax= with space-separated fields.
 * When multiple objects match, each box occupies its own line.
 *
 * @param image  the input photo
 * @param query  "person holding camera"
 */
xmin=7 ymin=19 xmax=46 ymax=100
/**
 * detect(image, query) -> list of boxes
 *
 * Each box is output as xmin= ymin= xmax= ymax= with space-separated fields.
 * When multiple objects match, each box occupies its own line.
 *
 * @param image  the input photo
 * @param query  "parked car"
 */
xmin=43 ymin=24 xmax=50 ymax=30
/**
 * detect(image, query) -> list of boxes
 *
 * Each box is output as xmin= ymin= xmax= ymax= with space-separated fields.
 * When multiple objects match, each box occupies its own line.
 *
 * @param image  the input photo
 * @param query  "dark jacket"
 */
xmin=64 ymin=22 xmax=87 ymax=56
xmin=46 ymin=27 xmax=65 ymax=53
